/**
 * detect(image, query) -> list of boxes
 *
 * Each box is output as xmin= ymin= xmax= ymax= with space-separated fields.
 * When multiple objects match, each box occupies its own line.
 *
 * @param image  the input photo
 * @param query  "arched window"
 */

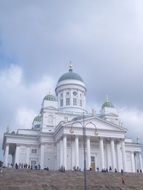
xmin=73 ymin=98 xmax=77 ymax=106
xmin=60 ymin=99 xmax=63 ymax=107
xmin=80 ymin=99 xmax=82 ymax=106
xmin=66 ymin=98 xmax=70 ymax=106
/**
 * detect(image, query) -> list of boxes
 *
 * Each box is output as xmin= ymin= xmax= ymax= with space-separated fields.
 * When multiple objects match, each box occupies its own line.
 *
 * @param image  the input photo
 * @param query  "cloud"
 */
xmin=0 ymin=0 xmax=143 ymax=109
xmin=15 ymin=107 xmax=36 ymax=130
xmin=0 ymin=0 xmax=143 ymax=158
xmin=0 ymin=65 xmax=56 ymax=157
xmin=120 ymin=107 xmax=143 ymax=143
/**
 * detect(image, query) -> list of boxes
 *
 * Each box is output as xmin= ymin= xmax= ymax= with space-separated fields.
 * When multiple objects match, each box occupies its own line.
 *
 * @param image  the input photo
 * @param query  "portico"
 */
xmin=56 ymin=130 xmax=141 ymax=172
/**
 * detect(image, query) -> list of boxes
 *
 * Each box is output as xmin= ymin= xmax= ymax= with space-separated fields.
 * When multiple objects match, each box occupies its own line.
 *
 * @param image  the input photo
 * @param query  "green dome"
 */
xmin=33 ymin=115 xmax=41 ymax=122
xmin=102 ymin=98 xmax=114 ymax=109
xmin=58 ymin=67 xmax=84 ymax=83
xmin=44 ymin=94 xmax=56 ymax=101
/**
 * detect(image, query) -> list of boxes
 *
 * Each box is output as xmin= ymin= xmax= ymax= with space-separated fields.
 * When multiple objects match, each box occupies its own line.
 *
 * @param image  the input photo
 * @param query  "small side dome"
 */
xmin=44 ymin=94 xmax=57 ymax=102
xmin=102 ymin=96 xmax=114 ymax=109
xmin=32 ymin=115 xmax=41 ymax=130
xmin=42 ymin=94 xmax=58 ymax=109
xmin=58 ymin=65 xmax=84 ymax=83
xmin=33 ymin=115 xmax=41 ymax=122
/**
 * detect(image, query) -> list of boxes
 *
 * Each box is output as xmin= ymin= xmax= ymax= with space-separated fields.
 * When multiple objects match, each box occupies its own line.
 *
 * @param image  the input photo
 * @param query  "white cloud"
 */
xmin=0 ymin=64 xmax=56 ymax=139
xmin=0 ymin=64 xmax=22 ymax=87
xmin=15 ymin=107 xmax=36 ymax=130
xmin=120 ymin=107 xmax=143 ymax=143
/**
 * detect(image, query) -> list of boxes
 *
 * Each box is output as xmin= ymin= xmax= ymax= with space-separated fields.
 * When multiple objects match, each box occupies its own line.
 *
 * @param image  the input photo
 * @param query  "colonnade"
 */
xmin=57 ymin=136 xmax=143 ymax=172
xmin=3 ymin=142 xmax=143 ymax=173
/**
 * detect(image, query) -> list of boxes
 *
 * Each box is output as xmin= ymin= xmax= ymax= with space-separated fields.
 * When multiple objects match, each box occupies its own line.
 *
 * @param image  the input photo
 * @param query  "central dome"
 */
xmin=58 ymin=66 xmax=84 ymax=83
xmin=55 ymin=65 xmax=86 ymax=113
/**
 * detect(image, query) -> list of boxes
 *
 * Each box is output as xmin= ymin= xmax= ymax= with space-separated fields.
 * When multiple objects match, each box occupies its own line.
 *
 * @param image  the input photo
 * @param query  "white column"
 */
xmin=75 ymin=136 xmax=79 ymax=168
xmin=60 ymin=139 xmax=63 ymax=167
xmin=63 ymin=136 xmax=67 ymax=170
xmin=87 ymin=137 xmax=91 ymax=169
xmin=71 ymin=140 xmax=75 ymax=169
xmin=139 ymin=152 xmax=143 ymax=170
xmin=40 ymin=144 xmax=44 ymax=169
xmin=131 ymin=152 xmax=135 ymax=172
xmin=106 ymin=143 xmax=111 ymax=169
xmin=26 ymin=147 xmax=30 ymax=165
xmin=4 ymin=144 xmax=9 ymax=167
xmin=117 ymin=142 xmax=121 ymax=172
xmin=121 ymin=140 xmax=126 ymax=171
xmin=111 ymin=139 xmax=116 ymax=170
xmin=15 ymin=145 xmax=20 ymax=165
xmin=99 ymin=138 xmax=105 ymax=169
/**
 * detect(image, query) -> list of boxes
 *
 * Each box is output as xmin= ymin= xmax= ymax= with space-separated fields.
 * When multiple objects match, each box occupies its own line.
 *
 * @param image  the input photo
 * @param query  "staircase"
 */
xmin=0 ymin=169 xmax=143 ymax=190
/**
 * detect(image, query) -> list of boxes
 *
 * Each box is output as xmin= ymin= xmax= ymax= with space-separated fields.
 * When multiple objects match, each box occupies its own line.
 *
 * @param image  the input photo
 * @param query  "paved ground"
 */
xmin=0 ymin=169 xmax=143 ymax=190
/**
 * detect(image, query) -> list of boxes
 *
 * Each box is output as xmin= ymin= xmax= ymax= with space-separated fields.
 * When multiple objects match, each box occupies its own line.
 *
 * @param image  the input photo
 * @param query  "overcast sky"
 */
xmin=0 ymin=0 xmax=143 ymax=159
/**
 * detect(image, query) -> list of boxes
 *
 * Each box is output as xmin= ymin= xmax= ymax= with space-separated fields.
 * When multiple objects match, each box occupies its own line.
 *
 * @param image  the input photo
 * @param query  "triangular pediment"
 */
xmin=69 ymin=116 xmax=126 ymax=132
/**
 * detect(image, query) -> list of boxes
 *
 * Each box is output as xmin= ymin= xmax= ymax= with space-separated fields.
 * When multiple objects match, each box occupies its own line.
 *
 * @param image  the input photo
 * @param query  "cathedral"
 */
xmin=2 ymin=66 xmax=143 ymax=172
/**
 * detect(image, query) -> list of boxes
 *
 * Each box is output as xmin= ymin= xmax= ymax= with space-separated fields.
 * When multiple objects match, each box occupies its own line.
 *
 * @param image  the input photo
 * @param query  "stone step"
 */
xmin=0 ymin=169 xmax=143 ymax=190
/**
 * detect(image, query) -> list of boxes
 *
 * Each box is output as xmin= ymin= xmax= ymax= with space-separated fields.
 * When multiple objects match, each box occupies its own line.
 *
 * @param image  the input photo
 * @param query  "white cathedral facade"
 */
xmin=2 ymin=66 xmax=143 ymax=172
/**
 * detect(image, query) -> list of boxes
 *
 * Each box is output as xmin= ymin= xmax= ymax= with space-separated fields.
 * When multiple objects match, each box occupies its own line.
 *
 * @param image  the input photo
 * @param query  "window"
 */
xmin=73 ymin=98 xmax=77 ymax=106
xmin=66 ymin=98 xmax=70 ymax=106
xmin=60 ymin=93 xmax=63 ymax=98
xmin=80 ymin=99 xmax=82 ymax=106
xmin=31 ymin=149 xmax=37 ymax=154
xmin=60 ymin=99 xmax=63 ymax=107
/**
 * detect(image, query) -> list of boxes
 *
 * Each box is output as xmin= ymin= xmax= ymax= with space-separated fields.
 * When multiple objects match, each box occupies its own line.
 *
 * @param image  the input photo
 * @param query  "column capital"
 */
xmin=99 ymin=137 xmax=104 ymax=141
xmin=86 ymin=136 xmax=90 ymax=140
xmin=75 ymin=135 xmax=79 ymax=139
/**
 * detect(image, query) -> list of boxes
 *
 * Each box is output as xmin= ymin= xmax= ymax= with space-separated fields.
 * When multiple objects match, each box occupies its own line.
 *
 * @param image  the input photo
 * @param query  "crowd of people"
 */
xmin=2 ymin=163 xmax=143 ymax=175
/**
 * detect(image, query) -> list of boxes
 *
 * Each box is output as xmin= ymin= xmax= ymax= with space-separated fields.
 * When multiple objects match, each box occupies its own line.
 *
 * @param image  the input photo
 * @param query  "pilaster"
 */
xmin=63 ymin=136 xmax=67 ymax=170
xmin=131 ymin=151 xmax=135 ymax=172
xmin=4 ymin=144 xmax=9 ymax=167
